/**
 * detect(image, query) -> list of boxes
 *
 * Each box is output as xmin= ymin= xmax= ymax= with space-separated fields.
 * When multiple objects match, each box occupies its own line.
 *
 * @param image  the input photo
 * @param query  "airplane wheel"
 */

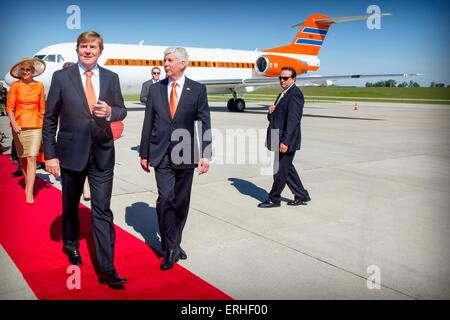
xmin=234 ymin=98 xmax=246 ymax=112
xmin=227 ymin=98 xmax=236 ymax=112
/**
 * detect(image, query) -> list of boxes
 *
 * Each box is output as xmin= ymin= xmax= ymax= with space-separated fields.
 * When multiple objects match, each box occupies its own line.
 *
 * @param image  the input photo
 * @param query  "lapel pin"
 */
xmin=186 ymin=87 xmax=191 ymax=91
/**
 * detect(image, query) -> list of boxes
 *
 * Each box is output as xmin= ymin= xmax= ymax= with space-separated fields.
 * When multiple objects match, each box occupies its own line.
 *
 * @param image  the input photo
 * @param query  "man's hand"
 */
xmin=279 ymin=143 xmax=288 ymax=153
xmin=45 ymin=158 xmax=60 ymax=178
xmin=198 ymin=158 xmax=209 ymax=175
xmin=268 ymin=104 xmax=276 ymax=115
xmin=140 ymin=158 xmax=151 ymax=173
xmin=93 ymin=100 xmax=112 ymax=118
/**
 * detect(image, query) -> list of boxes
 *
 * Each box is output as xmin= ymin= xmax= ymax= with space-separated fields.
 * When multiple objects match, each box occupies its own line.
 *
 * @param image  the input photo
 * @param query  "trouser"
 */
xmin=61 ymin=152 xmax=115 ymax=273
xmin=154 ymin=153 xmax=194 ymax=252
xmin=269 ymin=151 xmax=309 ymax=203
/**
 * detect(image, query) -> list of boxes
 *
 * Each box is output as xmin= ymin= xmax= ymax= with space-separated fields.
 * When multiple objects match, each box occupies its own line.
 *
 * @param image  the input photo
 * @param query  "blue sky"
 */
xmin=1 ymin=0 xmax=449 ymax=86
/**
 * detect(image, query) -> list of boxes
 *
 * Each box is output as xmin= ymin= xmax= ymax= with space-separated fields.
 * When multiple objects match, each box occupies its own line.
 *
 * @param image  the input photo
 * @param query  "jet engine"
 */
xmin=255 ymin=55 xmax=308 ymax=77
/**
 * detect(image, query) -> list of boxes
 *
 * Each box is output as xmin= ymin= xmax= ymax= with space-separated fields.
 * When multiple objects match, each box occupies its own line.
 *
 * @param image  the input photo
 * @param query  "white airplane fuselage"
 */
xmin=4 ymin=13 xmax=413 ymax=112
xmin=5 ymin=42 xmax=320 ymax=96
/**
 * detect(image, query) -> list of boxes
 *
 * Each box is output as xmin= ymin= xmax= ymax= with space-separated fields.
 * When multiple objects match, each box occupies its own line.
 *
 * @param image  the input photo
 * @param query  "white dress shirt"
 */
xmin=167 ymin=75 xmax=185 ymax=103
xmin=78 ymin=62 xmax=100 ymax=102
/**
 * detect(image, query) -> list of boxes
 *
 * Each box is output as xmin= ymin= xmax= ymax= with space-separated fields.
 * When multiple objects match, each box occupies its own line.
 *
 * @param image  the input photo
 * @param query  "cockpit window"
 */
xmin=44 ymin=55 xmax=56 ymax=62
xmin=34 ymin=54 xmax=64 ymax=63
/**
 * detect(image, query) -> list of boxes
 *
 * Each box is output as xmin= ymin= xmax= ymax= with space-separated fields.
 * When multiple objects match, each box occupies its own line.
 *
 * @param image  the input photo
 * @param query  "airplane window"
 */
xmin=34 ymin=55 xmax=46 ymax=60
xmin=46 ymin=55 xmax=56 ymax=62
xmin=57 ymin=55 xmax=65 ymax=63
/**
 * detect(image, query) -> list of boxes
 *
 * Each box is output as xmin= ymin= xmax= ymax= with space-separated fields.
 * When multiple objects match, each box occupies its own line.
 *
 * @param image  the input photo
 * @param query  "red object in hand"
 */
xmin=111 ymin=121 xmax=124 ymax=140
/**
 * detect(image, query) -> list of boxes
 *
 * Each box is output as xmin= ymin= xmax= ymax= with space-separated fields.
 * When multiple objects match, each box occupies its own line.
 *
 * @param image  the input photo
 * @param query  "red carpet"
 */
xmin=0 ymin=155 xmax=232 ymax=300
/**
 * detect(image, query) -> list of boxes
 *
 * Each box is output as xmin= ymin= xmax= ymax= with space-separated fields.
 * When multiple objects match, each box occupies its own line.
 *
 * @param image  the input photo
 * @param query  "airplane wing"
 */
xmin=200 ymin=73 xmax=419 ymax=89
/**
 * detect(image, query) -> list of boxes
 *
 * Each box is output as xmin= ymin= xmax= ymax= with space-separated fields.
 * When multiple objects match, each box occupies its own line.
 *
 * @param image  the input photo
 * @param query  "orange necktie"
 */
xmin=170 ymin=81 xmax=178 ymax=119
xmin=84 ymin=71 xmax=96 ymax=113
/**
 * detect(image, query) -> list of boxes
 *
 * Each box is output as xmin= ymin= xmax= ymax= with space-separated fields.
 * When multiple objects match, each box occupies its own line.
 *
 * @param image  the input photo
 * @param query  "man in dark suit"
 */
xmin=43 ymin=31 xmax=128 ymax=286
xmin=258 ymin=66 xmax=311 ymax=208
xmin=0 ymin=81 xmax=7 ymax=116
xmin=139 ymin=47 xmax=211 ymax=270
xmin=140 ymin=67 xmax=161 ymax=104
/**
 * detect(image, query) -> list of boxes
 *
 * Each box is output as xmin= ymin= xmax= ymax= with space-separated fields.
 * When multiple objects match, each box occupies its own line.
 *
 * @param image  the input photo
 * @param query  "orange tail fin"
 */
xmin=264 ymin=13 xmax=332 ymax=56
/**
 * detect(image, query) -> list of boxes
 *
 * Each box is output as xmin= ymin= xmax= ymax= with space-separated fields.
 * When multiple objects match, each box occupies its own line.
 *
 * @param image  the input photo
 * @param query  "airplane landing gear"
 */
xmin=227 ymin=98 xmax=246 ymax=112
xmin=226 ymin=91 xmax=246 ymax=112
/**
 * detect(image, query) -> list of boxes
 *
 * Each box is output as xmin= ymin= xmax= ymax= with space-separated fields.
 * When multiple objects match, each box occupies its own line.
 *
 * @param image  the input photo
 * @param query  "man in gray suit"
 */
xmin=140 ymin=66 xmax=161 ymax=103
xmin=43 ymin=31 xmax=128 ymax=287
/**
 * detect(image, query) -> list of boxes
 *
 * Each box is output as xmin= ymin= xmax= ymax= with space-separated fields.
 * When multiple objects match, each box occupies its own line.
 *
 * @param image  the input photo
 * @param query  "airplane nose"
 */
xmin=4 ymin=72 xmax=14 ymax=86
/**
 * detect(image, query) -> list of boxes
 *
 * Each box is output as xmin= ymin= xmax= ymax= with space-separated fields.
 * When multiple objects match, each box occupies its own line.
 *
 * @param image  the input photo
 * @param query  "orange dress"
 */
xmin=7 ymin=81 xmax=45 ymax=158
xmin=6 ymin=80 xmax=45 ymax=128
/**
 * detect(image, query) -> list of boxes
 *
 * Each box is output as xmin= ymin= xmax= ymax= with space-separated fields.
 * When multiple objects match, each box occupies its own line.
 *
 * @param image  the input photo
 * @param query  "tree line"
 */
xmin=365 ymin=80 xmax=448 ymax=88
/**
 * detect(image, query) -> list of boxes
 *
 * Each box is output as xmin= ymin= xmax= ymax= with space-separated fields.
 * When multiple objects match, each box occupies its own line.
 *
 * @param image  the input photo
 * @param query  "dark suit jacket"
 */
xmin=43 ymin=64 xmax=127 ymax=171
xmin=266 ymin=85 xmax=304 ymax=152
xmin=139 ymin=77 xmax=211 ymax=169
xmin=0 ymin=87 xmax=7 ymax=104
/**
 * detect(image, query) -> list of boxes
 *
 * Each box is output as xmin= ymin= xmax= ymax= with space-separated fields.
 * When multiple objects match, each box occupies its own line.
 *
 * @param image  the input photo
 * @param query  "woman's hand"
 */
xmin=12 ymin=122 xmax=22 ymax=134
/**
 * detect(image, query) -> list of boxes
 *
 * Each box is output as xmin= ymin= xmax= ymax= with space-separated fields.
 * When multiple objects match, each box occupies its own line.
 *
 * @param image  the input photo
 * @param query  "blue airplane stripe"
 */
xmin=302 ymin=27 xmax=328 ymax=35
xmin=295 ymin=38 xmax=323 ymax=46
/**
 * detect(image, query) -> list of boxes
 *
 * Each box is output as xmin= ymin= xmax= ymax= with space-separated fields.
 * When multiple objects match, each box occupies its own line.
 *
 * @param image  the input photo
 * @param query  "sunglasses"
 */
xmin=152 ymin=72 xmax=160 ymax=75
xmin=20 ymin=68 xmax=32 ymax=73
xmin=278 ymin=76 xmax=292 ymax=81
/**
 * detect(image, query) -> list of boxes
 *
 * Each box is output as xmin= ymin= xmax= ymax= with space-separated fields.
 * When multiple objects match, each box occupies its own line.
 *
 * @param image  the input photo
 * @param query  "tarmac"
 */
xmin=1 ymin=100 xmax=449 ymax=300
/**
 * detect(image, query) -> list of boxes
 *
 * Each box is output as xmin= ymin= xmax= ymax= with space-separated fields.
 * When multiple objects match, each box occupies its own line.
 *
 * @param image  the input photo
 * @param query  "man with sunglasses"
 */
xmin=140 ymin=67 xmax=161 ymax=103
xmin=258 ymin=66 xmax=311 ymax=208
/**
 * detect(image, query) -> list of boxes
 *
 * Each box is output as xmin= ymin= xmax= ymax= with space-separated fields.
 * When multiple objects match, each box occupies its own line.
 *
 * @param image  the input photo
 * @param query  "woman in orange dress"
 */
xmin=7 ymin=58 xmax=46 ymax=205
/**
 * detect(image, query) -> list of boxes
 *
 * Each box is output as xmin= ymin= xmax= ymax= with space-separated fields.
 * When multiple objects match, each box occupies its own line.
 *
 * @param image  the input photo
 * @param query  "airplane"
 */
xmin=4 ymin=13 xmax=417 ymax=112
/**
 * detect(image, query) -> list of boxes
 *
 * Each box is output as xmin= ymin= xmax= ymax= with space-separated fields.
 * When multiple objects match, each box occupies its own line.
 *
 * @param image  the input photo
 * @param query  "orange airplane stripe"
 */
xmin=105 ymin=59 xmax=255 ymax=68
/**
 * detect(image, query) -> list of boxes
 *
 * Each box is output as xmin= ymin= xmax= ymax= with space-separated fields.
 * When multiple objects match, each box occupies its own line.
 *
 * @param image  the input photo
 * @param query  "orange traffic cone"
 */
xmin=354 ymin=102 xmax=359 ymax=111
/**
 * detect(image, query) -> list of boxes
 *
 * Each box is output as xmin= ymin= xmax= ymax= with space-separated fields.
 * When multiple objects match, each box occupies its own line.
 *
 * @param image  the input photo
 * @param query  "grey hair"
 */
xmin=164 ymin=47 xmax=189 ymax=69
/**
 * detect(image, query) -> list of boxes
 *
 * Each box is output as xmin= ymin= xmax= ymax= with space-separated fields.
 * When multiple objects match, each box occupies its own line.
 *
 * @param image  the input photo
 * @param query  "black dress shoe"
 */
xmin=99 ymin=270 xmax=127 ymax=286
xmin=179 ymin=247 xmax=187 ymax=260
xmin=63 ymin=248 xmax=83 ymax=266
xmin=160 ymin=249 xmax=180 ymax=270
xmin=257 ymin=200 xmax=281 ymax=208
xmin=287 ymin=196 xmax=311 ymax=206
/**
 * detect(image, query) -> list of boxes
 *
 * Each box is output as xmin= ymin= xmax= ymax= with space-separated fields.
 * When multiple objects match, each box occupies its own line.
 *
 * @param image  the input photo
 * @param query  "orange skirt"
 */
xmin=12 ymin=128 xmax=42 ymax=157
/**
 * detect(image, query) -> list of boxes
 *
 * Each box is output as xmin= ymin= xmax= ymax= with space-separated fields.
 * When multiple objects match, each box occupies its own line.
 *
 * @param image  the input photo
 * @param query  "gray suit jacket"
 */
xmin=140 ymin=79 xmax=158 ymax=103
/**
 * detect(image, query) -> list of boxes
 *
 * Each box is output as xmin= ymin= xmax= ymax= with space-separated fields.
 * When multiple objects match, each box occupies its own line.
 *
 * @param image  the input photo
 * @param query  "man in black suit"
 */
xmin=258 ymin=66 xmax=311 ymax=208
xmin=140 ymin=66 xmax=161 ymax=104
xmin=139 ymin=47 xmax=211 ymax=270
xmin=43 ymin=31 xmax=128 ymax=286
